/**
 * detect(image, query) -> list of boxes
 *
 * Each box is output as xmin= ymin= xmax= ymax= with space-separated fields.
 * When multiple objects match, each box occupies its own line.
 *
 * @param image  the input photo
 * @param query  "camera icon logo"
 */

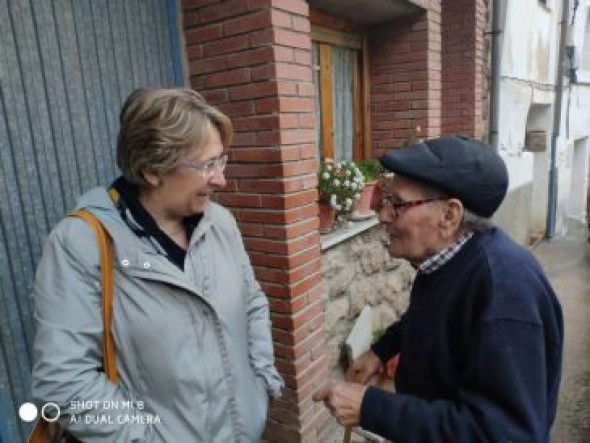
xmin=19 ymin=402 xmax=61 ymax=422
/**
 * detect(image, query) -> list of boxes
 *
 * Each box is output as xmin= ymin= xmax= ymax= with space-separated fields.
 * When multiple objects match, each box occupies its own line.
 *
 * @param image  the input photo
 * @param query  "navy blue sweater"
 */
xmin=362 ymin=228 xmax=563 ymax=442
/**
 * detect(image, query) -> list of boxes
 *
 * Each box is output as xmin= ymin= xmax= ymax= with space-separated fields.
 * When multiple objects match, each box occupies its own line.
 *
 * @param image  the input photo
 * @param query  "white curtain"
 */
xmin=331 ymin=46 xmax=354 ymax=163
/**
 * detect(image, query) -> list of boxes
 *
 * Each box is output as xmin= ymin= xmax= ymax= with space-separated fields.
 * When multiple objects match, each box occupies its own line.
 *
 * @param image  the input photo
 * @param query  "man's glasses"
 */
xmin=380 ymin=195 xmax=446 ymax=218
xmin=178 ymin=154 xmax=228 ymax=178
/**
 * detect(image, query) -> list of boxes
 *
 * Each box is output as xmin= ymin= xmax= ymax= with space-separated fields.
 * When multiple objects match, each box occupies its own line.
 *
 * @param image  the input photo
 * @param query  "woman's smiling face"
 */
xmin=144 ymin=124 xmax=227 ymax=219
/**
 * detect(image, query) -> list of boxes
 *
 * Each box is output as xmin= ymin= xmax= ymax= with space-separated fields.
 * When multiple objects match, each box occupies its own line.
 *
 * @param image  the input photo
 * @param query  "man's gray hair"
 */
xmin=460 ymin=208 xmax=492 ymax=232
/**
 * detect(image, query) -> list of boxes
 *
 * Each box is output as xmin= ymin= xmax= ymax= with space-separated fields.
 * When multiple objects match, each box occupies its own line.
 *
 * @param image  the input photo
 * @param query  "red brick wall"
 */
xmin=180 ymin=0 xmax=483 ymax=440
xmin=441 ymin=0 xmax=487 ymax=137
xmin=368 ymin=4 xmax=442 ymax=156
xmin=182 ymin=0 xmax=330 ymax=441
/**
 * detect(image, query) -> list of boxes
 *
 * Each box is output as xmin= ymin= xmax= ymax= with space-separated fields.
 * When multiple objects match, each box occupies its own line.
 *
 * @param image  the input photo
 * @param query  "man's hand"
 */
xmin=346 ymin=349 xmax=383 ymax=384
xmin=312 ymin=380 xmax=368 ymax=427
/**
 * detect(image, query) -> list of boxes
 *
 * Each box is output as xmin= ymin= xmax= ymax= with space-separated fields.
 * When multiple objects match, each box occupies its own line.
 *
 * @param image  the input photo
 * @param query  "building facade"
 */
xmin=180 ymin=0 xmax=487 ymax=440
xmin=12 ymin=0 xmax=583 ymax=441
xmin=493 ymin=0 xmax=590 ymax=244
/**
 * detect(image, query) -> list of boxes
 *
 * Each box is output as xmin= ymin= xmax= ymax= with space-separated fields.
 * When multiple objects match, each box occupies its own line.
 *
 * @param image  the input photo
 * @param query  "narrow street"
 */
xmin=534 ymin=225 xmax=590 ymax=443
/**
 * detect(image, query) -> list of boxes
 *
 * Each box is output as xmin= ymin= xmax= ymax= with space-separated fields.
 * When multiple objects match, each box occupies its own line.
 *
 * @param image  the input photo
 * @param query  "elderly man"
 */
xmin=313 ymin=136 xmax=563 ymax=442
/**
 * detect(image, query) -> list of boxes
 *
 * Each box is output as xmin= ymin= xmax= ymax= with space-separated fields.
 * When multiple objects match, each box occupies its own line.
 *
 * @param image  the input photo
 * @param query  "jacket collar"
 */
xmin=73 ymin=187 xmax=215 ymax=255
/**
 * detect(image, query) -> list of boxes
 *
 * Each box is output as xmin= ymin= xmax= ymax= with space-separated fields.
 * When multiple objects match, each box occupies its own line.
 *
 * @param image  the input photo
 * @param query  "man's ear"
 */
xmin=440 ymin=198 xmax=464 ymax=235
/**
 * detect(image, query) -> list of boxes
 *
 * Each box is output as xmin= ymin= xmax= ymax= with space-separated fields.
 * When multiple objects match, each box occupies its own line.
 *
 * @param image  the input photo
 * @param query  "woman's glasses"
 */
xmin=179 ymin=154 xmax=228 ymax=178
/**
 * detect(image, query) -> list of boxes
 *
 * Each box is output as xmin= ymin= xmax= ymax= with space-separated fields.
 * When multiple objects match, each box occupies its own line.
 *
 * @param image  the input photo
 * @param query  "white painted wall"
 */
xmin=496 ymin=0 xmax=590 ymax=239
xmin=555 ymin=1 xmax=590 ymax=232
xmin=555 ymin=80 xmax=590 ymax=232
xmin=567 ymin=138 xmax=589 ymax=220
xmin=501 ymin=0 xmax=557 ymax=84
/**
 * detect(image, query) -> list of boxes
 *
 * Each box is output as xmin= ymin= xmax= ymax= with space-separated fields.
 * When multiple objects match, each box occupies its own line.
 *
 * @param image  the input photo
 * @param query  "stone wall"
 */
xmin=321 ymin=225 xmax=415 ymax=377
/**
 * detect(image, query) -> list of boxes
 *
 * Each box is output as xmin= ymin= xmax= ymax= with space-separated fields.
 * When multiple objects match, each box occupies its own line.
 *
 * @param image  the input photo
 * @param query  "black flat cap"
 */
xmin=379 ymin=135 xmax=508 ymax=217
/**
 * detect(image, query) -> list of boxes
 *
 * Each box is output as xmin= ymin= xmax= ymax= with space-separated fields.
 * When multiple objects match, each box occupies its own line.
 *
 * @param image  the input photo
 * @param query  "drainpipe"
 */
xmin=546 ymin=0 xmax=570 ymax=239
xmin=489 ymin=0 xmax=502 ymax=151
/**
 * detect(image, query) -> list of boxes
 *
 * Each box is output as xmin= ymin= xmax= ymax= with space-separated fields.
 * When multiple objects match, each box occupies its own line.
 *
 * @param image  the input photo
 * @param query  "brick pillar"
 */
xmin=182 ymin=1 xmax=330 ymax=442
xmin=441 ymin=0 xmax=487 ymax=137
xmin=369 ymin=3 xmax=442 ymax=156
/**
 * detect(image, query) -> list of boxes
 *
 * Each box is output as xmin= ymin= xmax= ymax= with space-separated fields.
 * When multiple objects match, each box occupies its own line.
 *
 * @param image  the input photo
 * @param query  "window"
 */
xmin=311 ymin=14 xmax=370 ymax=163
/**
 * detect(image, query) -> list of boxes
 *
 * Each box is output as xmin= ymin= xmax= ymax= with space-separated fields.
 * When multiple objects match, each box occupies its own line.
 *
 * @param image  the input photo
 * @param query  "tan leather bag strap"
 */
xmin=70 ymin=209 xmax=118 ymax=382
xmin=28 ymin=211 xmax=118 ymax=443
xmin=342 ymin=427 xmax=352 ymax=443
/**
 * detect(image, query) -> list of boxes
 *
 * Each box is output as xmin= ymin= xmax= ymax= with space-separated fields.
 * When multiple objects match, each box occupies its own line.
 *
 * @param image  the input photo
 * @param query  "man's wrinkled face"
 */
xmin=377 ymin=175 xmax=447 ymax=265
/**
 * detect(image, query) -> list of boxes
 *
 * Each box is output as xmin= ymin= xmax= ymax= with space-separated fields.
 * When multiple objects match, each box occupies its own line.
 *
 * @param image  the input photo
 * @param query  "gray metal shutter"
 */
xmin=0 ymin=0 xmax=183 ymax=440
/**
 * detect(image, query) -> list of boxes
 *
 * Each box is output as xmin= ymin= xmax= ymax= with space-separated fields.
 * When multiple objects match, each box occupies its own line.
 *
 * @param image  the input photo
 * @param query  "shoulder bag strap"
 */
xmin=29 ymin=210 xmax=118 ymax=443
xmin=70 ymin=209 xmax=118 ymax=382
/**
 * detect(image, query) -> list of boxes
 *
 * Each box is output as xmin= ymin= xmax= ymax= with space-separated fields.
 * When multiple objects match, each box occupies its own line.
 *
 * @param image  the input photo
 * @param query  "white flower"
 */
xmin=318 ymin=158 xmax=366 ymax=223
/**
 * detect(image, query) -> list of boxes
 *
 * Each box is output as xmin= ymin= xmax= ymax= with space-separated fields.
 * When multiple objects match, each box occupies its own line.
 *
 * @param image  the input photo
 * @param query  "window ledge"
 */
xmin=320 ymin=215 xmax=380 ymax=251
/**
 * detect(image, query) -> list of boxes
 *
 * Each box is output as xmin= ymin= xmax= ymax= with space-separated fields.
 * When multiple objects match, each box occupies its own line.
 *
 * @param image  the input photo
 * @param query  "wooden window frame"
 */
xmin=310 ymin=10 xmax=371 ymax=163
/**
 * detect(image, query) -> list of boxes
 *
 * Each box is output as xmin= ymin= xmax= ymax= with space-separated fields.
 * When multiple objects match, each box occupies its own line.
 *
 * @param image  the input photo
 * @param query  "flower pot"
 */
xmin=318 ymin=202 xmax=336 ymax=234
xmin=353 ymin=180 xmax=378 ymax=216
xmin=370 ymin=181 xmax=382 ymax=211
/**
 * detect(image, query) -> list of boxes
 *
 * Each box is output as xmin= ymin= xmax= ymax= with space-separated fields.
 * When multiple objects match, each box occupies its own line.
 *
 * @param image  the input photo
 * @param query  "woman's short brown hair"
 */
xmin=116 ymin=88 xmax=232 ymax=185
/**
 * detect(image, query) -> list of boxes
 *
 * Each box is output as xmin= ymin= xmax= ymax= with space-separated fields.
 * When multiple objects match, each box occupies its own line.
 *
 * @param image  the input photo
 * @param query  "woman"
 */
xmin=32 ymin=88 xmax=283 ymax=442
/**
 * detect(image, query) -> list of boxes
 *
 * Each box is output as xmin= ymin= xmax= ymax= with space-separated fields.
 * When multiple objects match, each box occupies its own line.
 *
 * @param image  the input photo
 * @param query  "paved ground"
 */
xmin=534 ymin=225 xmax=590 ymax=443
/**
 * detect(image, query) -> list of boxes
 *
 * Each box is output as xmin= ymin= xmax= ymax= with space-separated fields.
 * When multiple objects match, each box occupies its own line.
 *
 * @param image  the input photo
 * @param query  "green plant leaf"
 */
xmin=357 ymin=159 xmax=383 ymax=182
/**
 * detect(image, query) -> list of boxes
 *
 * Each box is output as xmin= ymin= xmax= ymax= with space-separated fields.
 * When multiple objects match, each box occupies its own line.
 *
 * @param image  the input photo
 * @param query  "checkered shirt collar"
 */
xmin=418 ymin=231 xmax=474 ymax=274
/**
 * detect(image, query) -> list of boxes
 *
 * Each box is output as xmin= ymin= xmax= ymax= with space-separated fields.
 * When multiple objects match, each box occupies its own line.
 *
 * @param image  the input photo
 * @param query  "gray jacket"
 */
xmin=32 ymin=188 xmax=283 ymax=442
